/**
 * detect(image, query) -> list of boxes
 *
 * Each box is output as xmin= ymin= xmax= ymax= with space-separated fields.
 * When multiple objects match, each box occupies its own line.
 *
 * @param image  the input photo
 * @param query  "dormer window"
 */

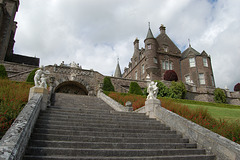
xmin=189 ymin=57 xmax=196 ymax=67
xmin=163 ymin=46 xmax=168 ymax=52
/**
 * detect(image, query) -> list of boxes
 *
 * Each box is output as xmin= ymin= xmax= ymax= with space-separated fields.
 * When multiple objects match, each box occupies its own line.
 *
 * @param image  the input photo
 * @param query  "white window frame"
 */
xmin=162 ymin=61 xmax=165 ymax=69
xmin=154 ymin=57 xmax=158 ymax=64
xmin=142 ymin=64 xmax=145 ymax=74
xmin=189 ymin=57 xmax=196 ymax=67
xmin=199 ymin=73 xmax=205 ymax=85
xmin=135 ymin=71 xmax=138 ymax=80
xmin=203 ymin=57 xmax=208 ymax=67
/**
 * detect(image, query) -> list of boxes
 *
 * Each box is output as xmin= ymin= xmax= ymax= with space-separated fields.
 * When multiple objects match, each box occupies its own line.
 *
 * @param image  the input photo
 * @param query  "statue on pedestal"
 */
xmin=34 ymin=66 xmax=50 ymax=88
xmin=147 ymin=81 xmax=158 ymax=100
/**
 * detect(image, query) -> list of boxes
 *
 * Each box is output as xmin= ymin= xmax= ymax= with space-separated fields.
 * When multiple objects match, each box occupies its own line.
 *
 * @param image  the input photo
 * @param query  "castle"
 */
xmin=120 ymin=24 xmax=215 ymax=89
xmin=0 ymin=0 xmax=39 ymax=66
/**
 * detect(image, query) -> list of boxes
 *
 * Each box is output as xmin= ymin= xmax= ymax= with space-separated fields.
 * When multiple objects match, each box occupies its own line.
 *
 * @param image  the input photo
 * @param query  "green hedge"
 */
xmin=102 ymin=77 xmax=115 ymax=92
xmin=129 ymin=82 xmax=143 ymax=95
xmin=214 ymin=88 xmax=226 ymax=103
xmin=26 ymin=68 xmax=38 ymax=84
xmin=0 ymin=65 xmax=8 ymax=79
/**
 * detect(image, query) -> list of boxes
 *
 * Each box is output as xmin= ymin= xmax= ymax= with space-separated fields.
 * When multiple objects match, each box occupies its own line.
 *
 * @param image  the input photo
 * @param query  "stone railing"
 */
xmin=97 ymin=90 xmax=132 ymax=112
xmin=135 ymin=103 xmax=240 ymax=160
xmin=0 ymin=94 xmax=43 ymax=160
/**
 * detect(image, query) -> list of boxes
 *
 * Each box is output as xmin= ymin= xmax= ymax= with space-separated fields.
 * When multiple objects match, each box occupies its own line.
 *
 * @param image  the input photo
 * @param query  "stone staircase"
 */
xmin=23 ymin=93 xmax=215 ymax=160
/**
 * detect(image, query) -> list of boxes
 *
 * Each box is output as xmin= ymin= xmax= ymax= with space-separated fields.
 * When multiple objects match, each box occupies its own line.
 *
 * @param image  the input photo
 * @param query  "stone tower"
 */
xmin=0 ymin=0 xmax=39 ymax=66
xmin=144 ymin=25 xmax=160 ymax=80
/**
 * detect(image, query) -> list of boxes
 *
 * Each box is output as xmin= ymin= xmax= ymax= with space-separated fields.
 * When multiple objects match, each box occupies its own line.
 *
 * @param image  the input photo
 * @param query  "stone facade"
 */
xmin=0 ymin=0 xmax=39 ymax=66
xmin=122 ymin=25 xmax=215 ymax=88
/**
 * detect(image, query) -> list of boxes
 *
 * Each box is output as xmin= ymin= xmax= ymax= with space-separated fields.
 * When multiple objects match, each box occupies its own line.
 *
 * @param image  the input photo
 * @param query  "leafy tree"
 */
xmin=102 ymin=77 xmax=115 ymax=92
xmin=214 ymin=88 xmax=226 ymax=103
xmin=129 ymin=82 xmax=143 ymax=95
xmin=0 ymin=65 xmax=8 ymax=79
xmin=169 ymin=81 xmax=186 ymax=99
xmin=26 ymin=68 xmax=38 ymax=83
xmin=155 ymin=80 xmax=171 ymax=97
xmin=164 ymin=70 xmax=178 ymax=81
xmin=234 ymin=83 xmax=240 ymax=91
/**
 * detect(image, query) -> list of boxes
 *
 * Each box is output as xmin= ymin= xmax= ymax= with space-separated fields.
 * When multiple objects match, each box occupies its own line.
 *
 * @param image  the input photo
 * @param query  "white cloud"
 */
xmin=14 ymin=0 xmax=240 ymax=90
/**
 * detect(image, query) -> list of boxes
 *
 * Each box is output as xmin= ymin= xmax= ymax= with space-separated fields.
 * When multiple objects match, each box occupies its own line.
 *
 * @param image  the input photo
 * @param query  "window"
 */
xmin=211 ymin=75 xmax=215 ymax=87
xmin=154 ymin=57 xmax=158 ymax=64
xmin=189 ymin=57 xmax=196 ymax=67
xmin=203 ymin=58 xmax=208 ymax=67
xmin=169 ymin=62 xmax=173 ymax=70
xmin=165 ymin=61 xmax=169 ymax=70
xmin=162 ymin=60 xmax=173 ymax=70
xmin=164 ymin=46 xmax=168 ymax=52
xmin=199 ymin=73 xmax=205 ymax=85
xmin=185 ymin=75 xmax=190 ymax=84
xmin=147 ymin=44 xmax=151 ymax=49
xmin=135 ymin=71 xmax=138 ymax=80
xmin=162 ymin=61 xmax=165 ymax=70
xmin=142 ymin=64 xmax=145 ymax=74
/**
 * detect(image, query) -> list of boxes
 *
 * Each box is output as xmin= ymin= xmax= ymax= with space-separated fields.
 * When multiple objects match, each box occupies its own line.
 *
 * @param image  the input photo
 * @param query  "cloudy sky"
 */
xmin=14 ymin=0 xmax=240 ymax=90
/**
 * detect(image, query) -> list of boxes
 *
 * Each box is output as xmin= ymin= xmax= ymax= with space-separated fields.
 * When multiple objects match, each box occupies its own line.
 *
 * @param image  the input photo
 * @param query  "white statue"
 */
xmin=40 ymin=74 xmax=48 ymax=89
xmin=34 ymin=66 xmax=49 ymax=88
xmin=147 ymin=81 xmax=158 ymax=100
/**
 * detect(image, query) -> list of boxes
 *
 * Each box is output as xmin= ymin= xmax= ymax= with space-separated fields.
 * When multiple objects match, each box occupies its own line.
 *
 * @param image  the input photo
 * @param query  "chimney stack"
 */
xmin=159 ymin=24 xmax=166 ymax=34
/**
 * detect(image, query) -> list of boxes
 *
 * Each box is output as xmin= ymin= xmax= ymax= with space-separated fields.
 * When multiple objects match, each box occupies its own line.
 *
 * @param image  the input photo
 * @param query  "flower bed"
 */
xmin=105 ymin=91 xmax=240 ymax=144
xmin=0 ymin=79 xmax=33 ymax=138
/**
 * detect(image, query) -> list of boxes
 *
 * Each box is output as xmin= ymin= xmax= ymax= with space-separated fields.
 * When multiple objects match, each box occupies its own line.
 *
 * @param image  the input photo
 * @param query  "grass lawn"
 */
xmin=179 ymin=102 xmax=240 ymax=122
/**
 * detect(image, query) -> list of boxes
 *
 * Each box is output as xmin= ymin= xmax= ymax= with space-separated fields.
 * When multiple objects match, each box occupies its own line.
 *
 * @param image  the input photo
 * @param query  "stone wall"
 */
xmin=135 ymin=104 xmax=240 ymax=160
xmin=0 ymin=60 xmax=38 ymax=81
xmin=0 ymin=94 xmax=42 ymax=160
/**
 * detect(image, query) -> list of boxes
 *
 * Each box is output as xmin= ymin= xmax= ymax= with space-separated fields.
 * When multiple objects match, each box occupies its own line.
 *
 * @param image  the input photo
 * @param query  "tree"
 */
xmin=129 ymin=82 xmax=143 ymax=95
xmin=163 ymin=70 xmax=178 ymax=81
xmin=214 ymin=88 xmax=226 ymax=103
xmin=155 ymin=80 xmax=171 ymax=97
xmin=0 ymin=65 xmax=8 ymax=79
xmin=102 ymin=77 xmax=115 ymax=92
xmin=234 ymin=83 xmax=240 ymax=91
xmin=26 ymin=68 xmax=38 ymax=84
xmin=170 ymin=81 xmax=186 ymax=99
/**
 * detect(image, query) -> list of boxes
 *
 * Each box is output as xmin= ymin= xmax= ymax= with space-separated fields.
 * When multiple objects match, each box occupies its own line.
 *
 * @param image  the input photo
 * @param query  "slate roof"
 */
xmin=146 ymin=28 xmax=154 ymax=39
xmin=114 ymin=61 xmax=122 ymax=78
xmin=181 ymin=45 xmax=201 ymax=59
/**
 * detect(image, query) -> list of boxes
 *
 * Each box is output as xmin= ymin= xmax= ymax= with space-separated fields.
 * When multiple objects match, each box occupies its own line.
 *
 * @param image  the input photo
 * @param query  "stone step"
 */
xmin=25 ymin=147 xmax=207 ymax=157
xmin=34 ymin=124 xmax=171 ymax=133
xmin=23 ymin=155 xmax=216 ymax=160
xmin=33 ymin=128 xmax=177 ymax=138
xmin=28 ymin=140 xmax=197 ymax=149
xmin=39 ymin=112 xmax=153 ymax=121
xmin=41 ymin=108 xmax=146 ymax=117
xmin=35 ymin=119 xmax=168 ymax=130
xmin=30 ymin=133 xmax=189 ymax=143
xmin=37 ymin=115 xmax=163 ymax=125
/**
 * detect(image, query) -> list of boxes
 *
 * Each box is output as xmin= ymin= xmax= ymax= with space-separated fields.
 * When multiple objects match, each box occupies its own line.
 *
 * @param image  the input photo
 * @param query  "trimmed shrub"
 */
xmin=234 ymin=83 xmax=240 ymax=91
xmin=26 ymin=68 xmax=38 ymax=83
xmin=163 ymin=70 xmax=178 ymax=81
xmin=102 ymin=77 xmax=115 ymax=92
xmin=169 ymin=81 xmax=186 ymax=99
xmin=129 ymin=82 xmax=143 ymax=95
xmin=214 ymin=88 xmax=226 ymax=103
xmin=0 ymin=65 xmax=8 ymax=79
xmin=155 ymin=80 xmax=171 ymax=97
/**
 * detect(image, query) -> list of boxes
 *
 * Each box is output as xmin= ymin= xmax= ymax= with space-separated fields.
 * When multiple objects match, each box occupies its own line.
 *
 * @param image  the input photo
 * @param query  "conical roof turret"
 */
xmin=146 ymin=27 xmax=154 ymax=39
xmin=114 ymin=59 xmax=122 ymax=78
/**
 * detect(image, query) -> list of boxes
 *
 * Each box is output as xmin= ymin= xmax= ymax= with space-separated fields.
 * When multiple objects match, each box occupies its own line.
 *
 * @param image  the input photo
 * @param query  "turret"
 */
xmin=144 ymin=24 xmax=159 ymax=76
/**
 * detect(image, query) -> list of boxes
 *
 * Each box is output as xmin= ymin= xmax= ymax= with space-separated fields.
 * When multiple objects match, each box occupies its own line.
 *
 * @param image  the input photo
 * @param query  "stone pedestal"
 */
xmin=145 ymin=99 xmax=161 ymax=118
xmin=28 ymin=87 xmax=48 ymax=110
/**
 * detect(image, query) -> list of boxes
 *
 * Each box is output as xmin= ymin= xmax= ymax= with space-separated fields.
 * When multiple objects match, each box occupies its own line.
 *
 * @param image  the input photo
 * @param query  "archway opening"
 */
xmin=55 ymin=81 xmax=88 ymax=95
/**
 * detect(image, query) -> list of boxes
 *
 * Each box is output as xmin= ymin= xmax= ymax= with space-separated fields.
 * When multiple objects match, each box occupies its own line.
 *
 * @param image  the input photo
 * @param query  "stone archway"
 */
xmin=55 ymin=81 xmax=88 ymax=95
